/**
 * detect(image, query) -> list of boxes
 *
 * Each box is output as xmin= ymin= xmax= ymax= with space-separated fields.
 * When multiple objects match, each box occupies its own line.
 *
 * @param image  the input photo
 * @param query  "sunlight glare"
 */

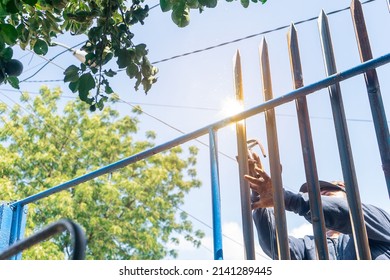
xmin=220 ymin=97 xmax=244 ymax=118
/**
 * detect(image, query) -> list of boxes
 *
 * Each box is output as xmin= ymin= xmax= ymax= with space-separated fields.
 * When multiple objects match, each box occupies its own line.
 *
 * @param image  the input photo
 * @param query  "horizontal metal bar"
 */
xmin=0 ymin=219 xmax=86 ymax=260
xmin=10 ymin=52 xmax=390 ymax=207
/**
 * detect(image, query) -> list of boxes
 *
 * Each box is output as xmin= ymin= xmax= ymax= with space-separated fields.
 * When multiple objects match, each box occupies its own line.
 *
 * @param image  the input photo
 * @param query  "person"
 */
xmin=244 ymin=152 xmax=390 ymax=260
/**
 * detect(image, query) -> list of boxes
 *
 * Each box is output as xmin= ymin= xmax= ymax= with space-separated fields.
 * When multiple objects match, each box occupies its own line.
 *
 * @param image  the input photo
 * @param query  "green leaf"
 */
xmin=240 ymin=0 xmax=250 ymax=8
xmin=199 ymin=0 xmax=218 ymax=8
xmin=126 ymin=63 xmax=138 ymax=79
xmin=171 ymin=6 xmax=190 ymax=28
xmin=22 ymin=0 xmax=38 ymax=5
xmin=1 ymin=47 xmax=13 ymax=61
xmin=0 ymin=24 xmax=18 ymax=45
xmin=68 ymin=80 xmax=79 ymax=93
xmin=104 ymin=69 xmax=116 ymax=78
xmin=33 ymin=39 xmax=49 ymax=55
xmin=105 ymin=84 xmax=113 ymax=94
xmin=116 ymin=49 xmax=132 ymax=69
xmin=64 ymin=65 xmax=80 ymax=82
xmin=135 ymin=44 xmax=147 ymax=58
xmin=2 ymin=0 xmax=20 ymax=13
xmin=187 ymin=0 xmax=199 ymax=9
xmin=160 ymin=0 xmax=172 ymax=12
xmin=79 ymin=73 xmax=96 ymax=96
xmin=97 ymin=98 xmax=104 ymax=110
xmin=7 ymin=76 xmax=19 ymax=89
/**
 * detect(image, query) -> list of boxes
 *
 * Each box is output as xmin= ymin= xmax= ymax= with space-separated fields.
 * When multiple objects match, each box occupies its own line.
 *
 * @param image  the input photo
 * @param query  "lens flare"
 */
xmin=220 ymin=97 xmax=244 ymax=118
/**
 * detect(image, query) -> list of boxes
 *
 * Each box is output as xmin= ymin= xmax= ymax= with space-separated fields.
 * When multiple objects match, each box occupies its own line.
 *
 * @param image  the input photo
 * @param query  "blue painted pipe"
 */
xmin=209 ymin=129 xmax=223 ymax=260
xmin=10 ymin=52 xmax=390 ymax=208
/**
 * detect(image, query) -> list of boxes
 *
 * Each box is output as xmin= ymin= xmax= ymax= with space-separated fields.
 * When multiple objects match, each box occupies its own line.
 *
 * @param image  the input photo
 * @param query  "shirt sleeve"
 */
xmin=252 ymin=206 xmax=307 ymax=260
xmin=284 ymin=189 xmax=390 ymax=243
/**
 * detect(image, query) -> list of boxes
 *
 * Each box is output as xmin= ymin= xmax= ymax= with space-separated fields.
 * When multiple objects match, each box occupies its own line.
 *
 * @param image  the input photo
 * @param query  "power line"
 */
xmin=0 ymin=94 xmax=223 ymax=258
xmin=151 ymin=0 xmax=377 ymax=64
xmin=20 ymin=0 xmax=377 ymax=83
xmin=1 ymin=89 xmax=384 ymax=124
xmin=176 ymin=206 xmax=269 ymax=259
xmin=20 ymin=42 xmax=84 ymax=82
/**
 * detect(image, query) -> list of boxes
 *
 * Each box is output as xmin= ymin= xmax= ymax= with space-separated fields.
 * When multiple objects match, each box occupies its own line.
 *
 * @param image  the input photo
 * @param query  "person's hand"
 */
xmin=244 ymin=152 xmax=274 ymax=209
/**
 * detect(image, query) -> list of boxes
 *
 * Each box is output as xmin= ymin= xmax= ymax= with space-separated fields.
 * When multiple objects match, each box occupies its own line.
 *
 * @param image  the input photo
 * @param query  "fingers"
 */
xmin=252 ymin=152 xmax=263 ymax=170
xmin=244 ymin=174 xmax=265 ymax=184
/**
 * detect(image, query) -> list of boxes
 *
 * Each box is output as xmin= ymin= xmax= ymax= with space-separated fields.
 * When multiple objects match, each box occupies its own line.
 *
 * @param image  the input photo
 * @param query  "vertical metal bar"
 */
xmin=287 ymin=24 xmax=329 ymax=260
xmin=351 ymin=0 xmax=390 ymax=198
xmin=0 ymin=204 xmax=13 ymax=253
xmin=318 ymin=10 xmax=372 ymax=260
xmin=233 ymin=50 xmax=256 ymax=260
xmin=259 ymin=38 xmax=291 ymax=260
xmin=209 ymin=128 xmax=224 ymax=260
xmin=9 ymin=204 xmax=27 ymax=260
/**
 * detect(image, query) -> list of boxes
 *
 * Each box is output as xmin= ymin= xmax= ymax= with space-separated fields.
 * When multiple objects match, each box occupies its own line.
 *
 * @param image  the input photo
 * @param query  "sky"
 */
xmin=1 ymin=0 xmax=390 ymax=260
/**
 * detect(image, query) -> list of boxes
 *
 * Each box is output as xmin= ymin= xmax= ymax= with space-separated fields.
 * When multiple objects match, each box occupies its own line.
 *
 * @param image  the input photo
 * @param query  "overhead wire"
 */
xmin=20 ymin=0 xmax=377 ymax=82
xmin=151 ymin=0 xmax=376 ymax=64
xmin=176 ymin=206 xmax=269 ymax=259
xmin=0 ymin=90 xmax=249 ymax=258
xmin=1 ymin=0 xmax=382 ymax=259
xmin=11 ymin=0 xmax=383 ymax=163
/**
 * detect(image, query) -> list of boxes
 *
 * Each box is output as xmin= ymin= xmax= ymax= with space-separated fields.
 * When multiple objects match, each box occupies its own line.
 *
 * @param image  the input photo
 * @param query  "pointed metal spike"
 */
xmin=318 ymin=9 xmax=328 ymax=31
xmin=287 ymin=23 xmax=303 ymax=88
xmin=259 ymin=37 xmax=268 ymax=63
xmin=351 ymin=0 xmax=372 ymax=61
xmin=233 ymin=50 xmax=244 ymax=101
xmin=259 ymin=38 xmax=272 ymax=102
xmin=287 ymin=23 xmax=299 ymax=50
xmin=318 ymin=8 xmax=337 ymax=76
xmin=350 ymin=0 xmax=361 ymax=12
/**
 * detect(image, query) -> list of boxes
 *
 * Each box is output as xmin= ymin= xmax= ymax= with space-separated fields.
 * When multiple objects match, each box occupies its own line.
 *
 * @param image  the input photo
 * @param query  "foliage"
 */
xmin=0 ymin=0 xmax=267 ymax=111
xmin=0 ymin=86 xmax=203 ymax=259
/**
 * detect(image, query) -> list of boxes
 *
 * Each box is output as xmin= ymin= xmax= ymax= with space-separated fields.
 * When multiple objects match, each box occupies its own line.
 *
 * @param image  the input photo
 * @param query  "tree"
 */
xmin=0 ymin=86 xmax=203 ymax=259
xmin=0 ymin=0 xmax=267 ymax=111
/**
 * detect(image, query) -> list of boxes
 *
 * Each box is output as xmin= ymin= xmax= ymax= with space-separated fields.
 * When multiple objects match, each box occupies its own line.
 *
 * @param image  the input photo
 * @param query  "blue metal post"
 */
xmin=0 ymin=204 xmax=13 ymax=253
xmin=209 ymin=128 xmax=223 ymax=260
xmin=9 ymin=204 xmax=27 ymax=260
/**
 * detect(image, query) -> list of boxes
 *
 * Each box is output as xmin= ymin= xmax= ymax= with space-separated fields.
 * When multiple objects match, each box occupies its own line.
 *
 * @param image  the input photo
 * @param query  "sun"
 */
xmin=220 ymin=97 xmax=244 ymax=119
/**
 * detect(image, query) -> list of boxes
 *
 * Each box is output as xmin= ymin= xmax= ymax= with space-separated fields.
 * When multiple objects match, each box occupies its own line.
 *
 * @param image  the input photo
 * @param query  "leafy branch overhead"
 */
xmin=0 ymin=0 xmax=267 ymax=110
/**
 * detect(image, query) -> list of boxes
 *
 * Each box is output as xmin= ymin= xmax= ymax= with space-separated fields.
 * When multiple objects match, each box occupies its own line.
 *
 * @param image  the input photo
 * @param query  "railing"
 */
xmin=0 ymin=219 xmax=86 ymax=260
xmin=0 ymin=0 xmax=389 ymax=260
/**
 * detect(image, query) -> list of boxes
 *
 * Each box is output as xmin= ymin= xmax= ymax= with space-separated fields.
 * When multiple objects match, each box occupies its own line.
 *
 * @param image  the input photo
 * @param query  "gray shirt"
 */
xmin=252 ymin=190 xmax=390 ymax=259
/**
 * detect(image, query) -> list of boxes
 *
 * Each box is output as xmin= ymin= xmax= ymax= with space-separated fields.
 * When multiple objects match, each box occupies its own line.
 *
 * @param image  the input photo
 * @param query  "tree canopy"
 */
xmin=0 ymin=0 xmax=267 ymax=111
xmin=0 ymin=86 xmax=203 ymax=259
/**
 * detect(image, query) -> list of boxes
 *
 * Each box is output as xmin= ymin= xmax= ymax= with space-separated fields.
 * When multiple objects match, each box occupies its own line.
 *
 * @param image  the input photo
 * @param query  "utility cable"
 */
xmin=20 ymin=0 xmax=377 ymax=82
xmin=151 ymin=0 xmax=376 ymax=64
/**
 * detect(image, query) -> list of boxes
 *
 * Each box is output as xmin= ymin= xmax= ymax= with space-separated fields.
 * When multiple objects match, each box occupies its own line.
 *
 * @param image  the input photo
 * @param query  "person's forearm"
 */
xmin=252 ymin=208 xmax=277 ymax=259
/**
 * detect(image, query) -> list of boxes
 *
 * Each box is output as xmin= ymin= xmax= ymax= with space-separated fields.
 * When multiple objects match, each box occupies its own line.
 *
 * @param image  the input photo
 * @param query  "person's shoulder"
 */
xmin=362 ymin=203 xmax=390 ymax=217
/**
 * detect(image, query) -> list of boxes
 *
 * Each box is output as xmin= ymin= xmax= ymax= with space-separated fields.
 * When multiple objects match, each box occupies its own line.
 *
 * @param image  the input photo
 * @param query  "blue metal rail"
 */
xmin=0 ymin=219 xmax=86 ymax=260
xmin=3 ymin=51 xmax=389 ymax=260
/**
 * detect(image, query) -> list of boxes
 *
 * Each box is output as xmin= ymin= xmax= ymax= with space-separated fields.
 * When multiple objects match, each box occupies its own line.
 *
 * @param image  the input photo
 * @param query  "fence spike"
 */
xmin=319 ymin=7 xmax=372 ymax=260
xmin=351 ymin=0 xmax=390 ymax=197
xmin=259 ymin=38 xmax=291 ymax=260
xmin=233 ymin=50 xmax=256 ymax=260
xmin=287 ymin=24 xmax=330 ymax=260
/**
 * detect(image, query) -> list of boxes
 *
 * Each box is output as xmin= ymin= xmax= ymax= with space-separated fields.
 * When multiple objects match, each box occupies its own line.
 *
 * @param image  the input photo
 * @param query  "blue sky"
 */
xmin=1 ymin=0 xmax=389 ymax=259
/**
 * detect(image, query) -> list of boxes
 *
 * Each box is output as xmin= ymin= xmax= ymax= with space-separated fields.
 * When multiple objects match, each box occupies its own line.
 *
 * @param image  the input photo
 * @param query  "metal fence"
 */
xmin=0 ymin=0 xmax=389 ymax=260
